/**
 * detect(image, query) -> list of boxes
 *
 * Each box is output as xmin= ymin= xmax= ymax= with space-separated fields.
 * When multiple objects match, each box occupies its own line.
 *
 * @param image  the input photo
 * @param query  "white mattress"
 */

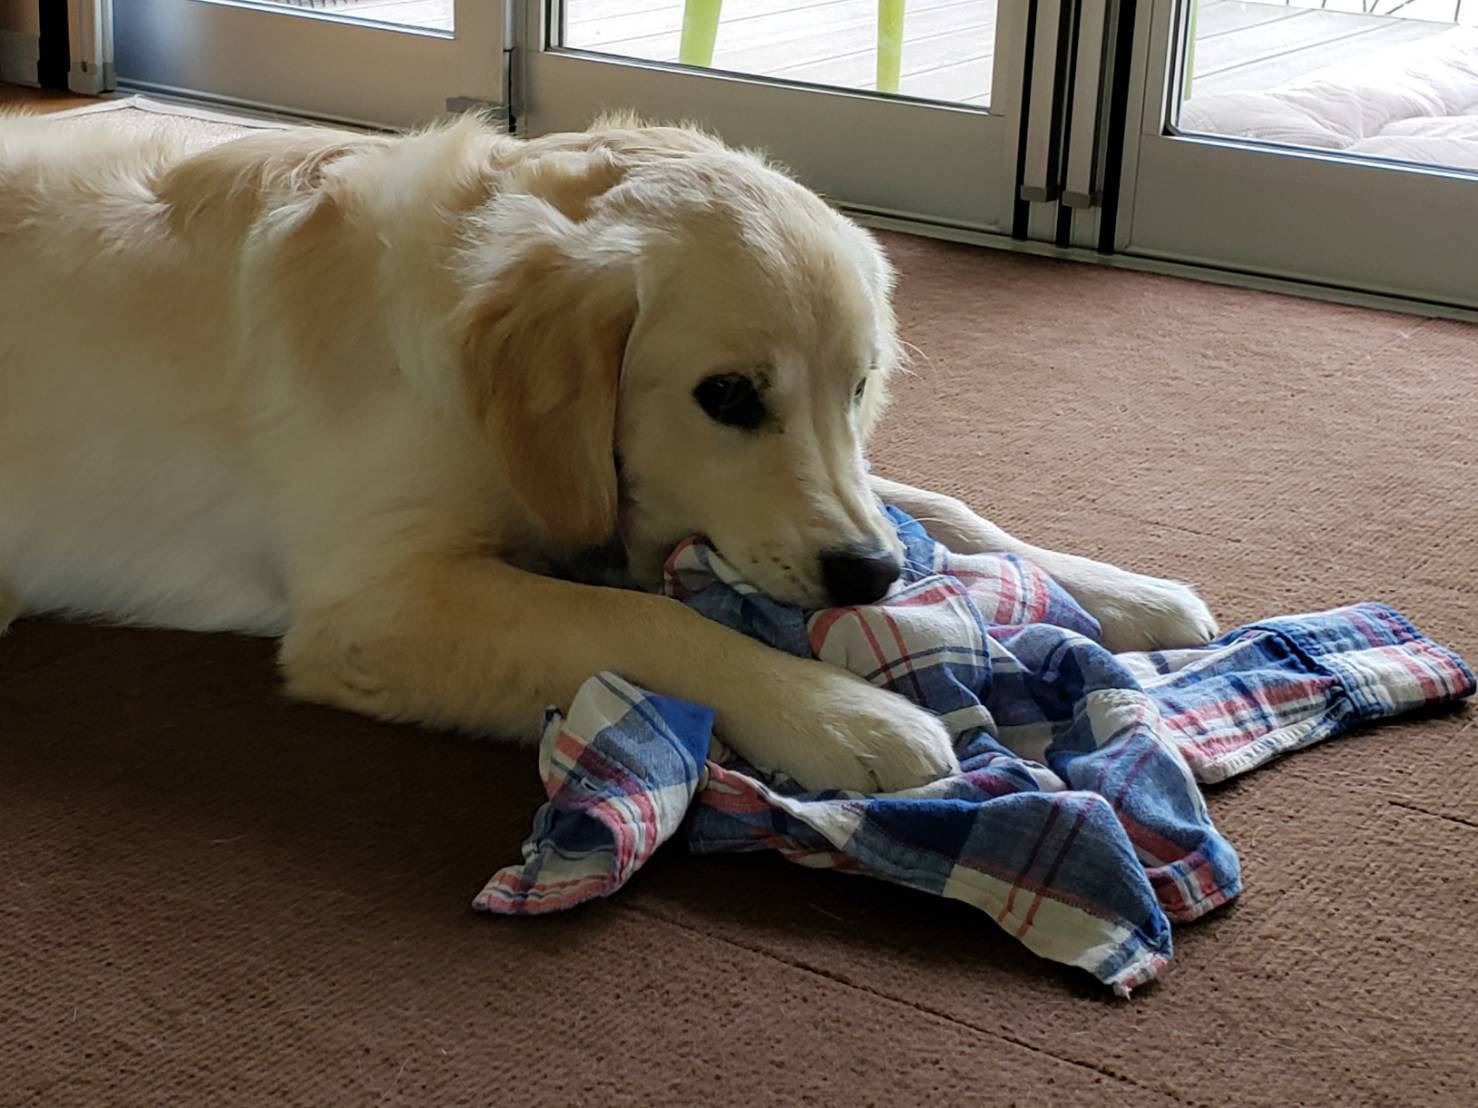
xmin=1181 ymin=27 xmax=1478 ymax=171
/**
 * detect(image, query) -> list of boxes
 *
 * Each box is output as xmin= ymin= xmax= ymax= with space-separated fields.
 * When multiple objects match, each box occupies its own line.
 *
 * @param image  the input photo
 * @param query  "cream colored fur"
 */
xmin=0 ymin=112 xmax=1215 ymax=791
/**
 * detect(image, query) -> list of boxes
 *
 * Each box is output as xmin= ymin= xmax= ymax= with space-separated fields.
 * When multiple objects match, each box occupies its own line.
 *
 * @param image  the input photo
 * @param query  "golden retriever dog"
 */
xmin=0 ymin=112 xmax=1217 ymax=792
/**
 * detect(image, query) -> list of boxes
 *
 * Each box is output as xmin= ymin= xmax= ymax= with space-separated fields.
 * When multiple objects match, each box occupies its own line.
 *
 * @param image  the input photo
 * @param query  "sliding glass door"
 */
xmin=114 ymin=1 xmax=504 ymax=127
xmin=515 ymin=0 xmax=1029 ymax=228
xmin=109 ymin=0 xmax=1478 ymax=309
xmin=1115 ymin=0 xmax=1478 ymax=308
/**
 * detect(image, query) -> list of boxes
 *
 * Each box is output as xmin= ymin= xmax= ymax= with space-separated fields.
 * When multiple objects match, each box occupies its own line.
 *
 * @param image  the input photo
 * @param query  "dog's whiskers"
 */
xmin=897 ymin=338 xmax=932 ymax=371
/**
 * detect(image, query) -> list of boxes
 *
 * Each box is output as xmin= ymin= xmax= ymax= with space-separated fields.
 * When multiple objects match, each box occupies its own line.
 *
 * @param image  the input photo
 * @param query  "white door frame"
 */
xmin=67 ymin=0 xmax=116 ymax=94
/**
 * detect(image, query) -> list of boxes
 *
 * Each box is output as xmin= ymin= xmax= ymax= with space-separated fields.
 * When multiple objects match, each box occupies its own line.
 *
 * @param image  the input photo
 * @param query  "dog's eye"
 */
xmin=694 ymin=374 xmax=766 ymax=430
xmin=853 ymin=378 xmax=868 ymax=403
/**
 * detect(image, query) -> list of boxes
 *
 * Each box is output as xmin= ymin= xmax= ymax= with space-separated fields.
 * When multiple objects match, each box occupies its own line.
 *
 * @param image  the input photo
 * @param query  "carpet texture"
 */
xmin=2 ymin=97 xmax=1476 ymax=1107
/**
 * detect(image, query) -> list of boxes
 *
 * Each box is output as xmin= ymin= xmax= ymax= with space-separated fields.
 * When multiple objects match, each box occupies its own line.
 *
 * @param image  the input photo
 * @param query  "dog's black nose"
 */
xmin=820 ymin=546 xmax=902 ymax=607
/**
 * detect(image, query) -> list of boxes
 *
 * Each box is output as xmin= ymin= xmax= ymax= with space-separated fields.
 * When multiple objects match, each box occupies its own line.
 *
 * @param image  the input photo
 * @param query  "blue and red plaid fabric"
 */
xmin=475 ymin=508 xmax=1474 ymax=995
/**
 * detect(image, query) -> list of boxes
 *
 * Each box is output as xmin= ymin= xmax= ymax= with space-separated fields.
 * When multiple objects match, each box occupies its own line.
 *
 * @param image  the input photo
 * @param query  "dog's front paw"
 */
xmin=722 ymin=664 xmax=959 ymax=793
xmin=1068 ymin=566 xmax=1219 ymax=652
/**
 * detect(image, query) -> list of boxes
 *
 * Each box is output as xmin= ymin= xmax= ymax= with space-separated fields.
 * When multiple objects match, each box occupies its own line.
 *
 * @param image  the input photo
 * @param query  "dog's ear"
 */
xmin=462 ymin=219 xmax=636 ymax=547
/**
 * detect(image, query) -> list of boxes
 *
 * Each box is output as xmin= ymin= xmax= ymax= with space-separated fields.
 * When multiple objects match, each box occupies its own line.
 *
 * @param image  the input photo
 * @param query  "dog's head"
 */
xmin=458 ymin=121 xmax=906 ymax=608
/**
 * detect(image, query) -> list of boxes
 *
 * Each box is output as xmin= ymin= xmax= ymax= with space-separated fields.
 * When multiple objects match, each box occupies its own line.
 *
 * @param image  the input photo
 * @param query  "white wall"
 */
xmin=0 ymin=1 xmax=39 ymax=35
xmin=0 ymin=0 xmax=39 ymax=85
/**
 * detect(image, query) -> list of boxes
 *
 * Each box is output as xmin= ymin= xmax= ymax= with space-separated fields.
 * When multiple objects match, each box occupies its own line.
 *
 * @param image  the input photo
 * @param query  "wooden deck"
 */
xmin=276 ymin=0 xmax=1473 ymax=106
xmin=330 ymin=0 xmax=454 ymax=28
xmin=1189 ymin=0 xmax=1468 ymax=99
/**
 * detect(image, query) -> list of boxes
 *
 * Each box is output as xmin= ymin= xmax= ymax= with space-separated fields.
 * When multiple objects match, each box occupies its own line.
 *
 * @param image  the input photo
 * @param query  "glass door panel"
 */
xmin=560 ymin=0 xmax=999 ymax=105
xmin=1180 ymin=0 xmax=1478 ymax=174
xmin=1116 ymin=0 xmax=1478 ymax=308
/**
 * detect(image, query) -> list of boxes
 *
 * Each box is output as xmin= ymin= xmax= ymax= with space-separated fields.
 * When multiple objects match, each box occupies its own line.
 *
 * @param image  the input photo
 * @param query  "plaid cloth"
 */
xmin=476 ymin=509 xmax=1474 ymax=995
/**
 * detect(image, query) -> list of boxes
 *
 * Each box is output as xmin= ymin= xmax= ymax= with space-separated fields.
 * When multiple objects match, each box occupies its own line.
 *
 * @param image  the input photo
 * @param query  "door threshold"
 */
xmin=115 ymin=78 xmax=390 ymax=132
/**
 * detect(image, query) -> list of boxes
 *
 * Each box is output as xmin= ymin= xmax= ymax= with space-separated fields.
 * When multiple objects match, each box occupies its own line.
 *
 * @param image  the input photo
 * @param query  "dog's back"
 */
xmin=0 ymin=117 xmax=325 ymax=632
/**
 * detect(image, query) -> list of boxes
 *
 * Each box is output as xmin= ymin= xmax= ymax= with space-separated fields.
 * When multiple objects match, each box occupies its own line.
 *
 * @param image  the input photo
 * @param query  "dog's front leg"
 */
xmin=871 ymin=475 xmax=1218 ymax=651
xmin=280 ymin=556 xmax=958 ymax=792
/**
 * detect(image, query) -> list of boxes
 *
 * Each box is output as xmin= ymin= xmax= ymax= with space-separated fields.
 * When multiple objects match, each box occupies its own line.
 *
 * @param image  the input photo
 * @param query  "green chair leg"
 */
xmin=680 ymin=0 xmax=723 ymax=68
xmin=877 ymin=0 xmax=905 ymax=93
